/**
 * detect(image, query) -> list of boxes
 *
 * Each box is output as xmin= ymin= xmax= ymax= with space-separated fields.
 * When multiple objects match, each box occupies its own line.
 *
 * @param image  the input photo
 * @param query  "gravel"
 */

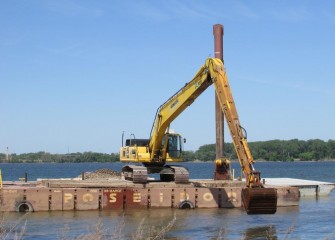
xmin=81 ymin=168 xmax=122 ymax=180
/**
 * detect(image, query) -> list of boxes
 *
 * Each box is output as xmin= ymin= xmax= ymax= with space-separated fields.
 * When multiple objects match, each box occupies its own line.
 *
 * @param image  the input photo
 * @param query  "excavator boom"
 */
xmin=148 ymin=64 xmax=212 ymax=162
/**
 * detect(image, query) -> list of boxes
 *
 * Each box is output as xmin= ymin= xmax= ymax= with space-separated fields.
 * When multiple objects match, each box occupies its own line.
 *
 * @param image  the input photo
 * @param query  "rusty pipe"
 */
xmin=213 ymin=24 xmax=226 ymax=180
xmin=213 ymin=24 xmax=225 ymax=160
xmin=213 ymin=24 xmax=224 ymax=63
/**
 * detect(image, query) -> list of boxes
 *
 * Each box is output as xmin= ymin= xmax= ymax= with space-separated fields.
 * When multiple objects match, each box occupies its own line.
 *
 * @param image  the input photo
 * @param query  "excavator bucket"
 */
xmin=241 ymin=188 xmax=277 ymax=215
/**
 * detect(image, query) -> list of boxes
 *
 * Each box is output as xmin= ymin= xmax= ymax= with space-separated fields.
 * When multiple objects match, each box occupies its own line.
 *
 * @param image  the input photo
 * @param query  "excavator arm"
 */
xmin=206 ymin=58 xmax=277 ymax=214
xmin=206 ymin=58 xmax=257 ymax=186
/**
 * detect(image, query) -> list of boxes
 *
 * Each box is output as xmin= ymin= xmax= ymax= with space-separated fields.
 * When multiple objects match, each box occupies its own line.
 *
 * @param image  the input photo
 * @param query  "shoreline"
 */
xmin=1 ymin=159 xmax=335 ymax=164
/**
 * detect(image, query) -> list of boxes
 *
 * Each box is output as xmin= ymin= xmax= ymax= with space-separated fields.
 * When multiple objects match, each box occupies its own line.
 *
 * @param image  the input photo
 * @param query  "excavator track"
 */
xmin=241 ymin=187 xmax=277 ymax=214
xmin=122 ymin=165 xmax=148 ymax=184
xmin=122 ymin=165 xmax=189 ymax=184
xmin=169 ymin=166 xmax=189 ymax=184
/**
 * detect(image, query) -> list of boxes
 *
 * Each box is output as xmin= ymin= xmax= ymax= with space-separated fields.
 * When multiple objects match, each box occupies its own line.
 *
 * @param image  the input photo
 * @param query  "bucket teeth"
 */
xmin=241 ymin=188 xmax=277 ymax=215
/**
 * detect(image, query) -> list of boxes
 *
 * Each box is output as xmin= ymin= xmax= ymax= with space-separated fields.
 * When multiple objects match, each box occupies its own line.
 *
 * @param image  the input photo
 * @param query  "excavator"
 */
xmin=120 ymin=58 xmax=277 ymax=214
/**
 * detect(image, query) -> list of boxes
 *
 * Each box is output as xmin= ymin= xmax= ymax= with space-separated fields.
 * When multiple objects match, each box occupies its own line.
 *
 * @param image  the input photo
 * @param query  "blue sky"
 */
xmin=1 ymin=1 xmax=335 ymax=154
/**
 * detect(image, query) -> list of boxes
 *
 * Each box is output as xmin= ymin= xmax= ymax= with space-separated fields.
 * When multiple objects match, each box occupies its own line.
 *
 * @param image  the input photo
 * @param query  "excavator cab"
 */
xmin=163 ymin=133 xmax=184 ymax=161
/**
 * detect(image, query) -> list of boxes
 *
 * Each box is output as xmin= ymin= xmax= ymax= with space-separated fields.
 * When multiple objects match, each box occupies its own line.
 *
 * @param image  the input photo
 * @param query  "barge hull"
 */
xmin=0 ymin=179 xmax=300 ymax=212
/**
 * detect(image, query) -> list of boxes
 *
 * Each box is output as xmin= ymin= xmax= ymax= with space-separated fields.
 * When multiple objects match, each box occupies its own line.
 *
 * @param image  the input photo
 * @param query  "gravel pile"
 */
xmin=82 ymin=168 xmax=121 ymax=180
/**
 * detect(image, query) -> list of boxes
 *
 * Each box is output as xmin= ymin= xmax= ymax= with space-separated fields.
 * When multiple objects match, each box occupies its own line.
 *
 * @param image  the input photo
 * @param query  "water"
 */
xmin=3 ymin=161 xmax=335 ymax=183
xmin=1 ymin=161 xmax=335 ymax=239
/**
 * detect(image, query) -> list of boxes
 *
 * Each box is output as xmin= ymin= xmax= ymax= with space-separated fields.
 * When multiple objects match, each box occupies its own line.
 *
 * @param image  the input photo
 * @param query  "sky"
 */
xmin=1 ymin=1 xmax=335 ymax=154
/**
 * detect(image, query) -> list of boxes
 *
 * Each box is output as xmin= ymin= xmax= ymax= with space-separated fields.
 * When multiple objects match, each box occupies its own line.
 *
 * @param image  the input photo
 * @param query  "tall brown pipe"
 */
xmin=213 ymin=24 xmax=224 ymax=160
xmin=213 ymin=24 xmax=224 ymax=62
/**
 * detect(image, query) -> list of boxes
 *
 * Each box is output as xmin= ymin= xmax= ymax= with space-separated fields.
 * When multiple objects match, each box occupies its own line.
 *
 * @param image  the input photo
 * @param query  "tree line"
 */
xmin=0 ymin=152 xmax=120 ymax=163
xmin=183 ymin=139 xmax=335 ymax=162
xmin=1 ymin=139 xmax=334 ymax=163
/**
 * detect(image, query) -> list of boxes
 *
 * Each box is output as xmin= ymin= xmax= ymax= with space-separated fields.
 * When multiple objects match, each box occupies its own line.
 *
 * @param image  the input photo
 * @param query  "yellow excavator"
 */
xmin=120 ymin=58 xmax=277 ymax=214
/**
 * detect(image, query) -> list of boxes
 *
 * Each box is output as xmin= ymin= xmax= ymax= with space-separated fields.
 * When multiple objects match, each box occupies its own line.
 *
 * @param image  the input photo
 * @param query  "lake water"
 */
xmin=1 ymin=161 xmax=335 ymax=239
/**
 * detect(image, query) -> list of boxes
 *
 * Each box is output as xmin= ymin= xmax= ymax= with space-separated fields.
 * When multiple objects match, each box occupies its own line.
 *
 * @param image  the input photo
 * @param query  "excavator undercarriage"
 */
xmin=122 ymin=165 xmax=189 ymax=184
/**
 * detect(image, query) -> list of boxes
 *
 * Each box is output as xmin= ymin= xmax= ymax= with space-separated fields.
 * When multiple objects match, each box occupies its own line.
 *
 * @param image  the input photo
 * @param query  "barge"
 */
xmin=0 ymin=177 xmax=313 ymax=212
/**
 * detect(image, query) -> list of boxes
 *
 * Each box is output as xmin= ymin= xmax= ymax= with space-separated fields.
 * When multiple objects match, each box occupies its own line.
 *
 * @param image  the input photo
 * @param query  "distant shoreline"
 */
xmin=190 ymin=159 xmax=335 ymax=163
xmin=1 ymin=159 xmax=335 ymax=164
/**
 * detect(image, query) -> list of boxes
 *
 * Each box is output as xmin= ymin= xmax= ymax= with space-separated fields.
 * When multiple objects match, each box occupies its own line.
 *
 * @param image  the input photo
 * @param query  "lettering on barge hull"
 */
xmin=124 ymin=188 xmax=148 ymax=209
xmin=76 ymin=189 xmax=101 ymax=210
xmin=0 ymin=186 xmax=299 ymax=212
xmin=103 ymin=189 xmax=123 ymax=209
xmin=149 ymin=188 xmax=172 ymax=207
